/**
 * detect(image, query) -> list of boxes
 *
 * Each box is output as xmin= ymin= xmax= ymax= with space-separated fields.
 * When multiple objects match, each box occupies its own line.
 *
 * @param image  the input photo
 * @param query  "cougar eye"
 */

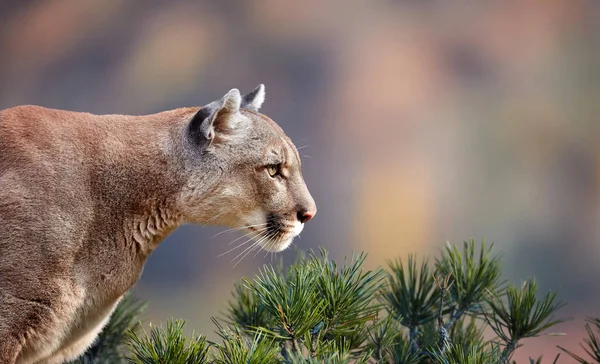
xmin=266 ymin=164 xmax=280 ymax=177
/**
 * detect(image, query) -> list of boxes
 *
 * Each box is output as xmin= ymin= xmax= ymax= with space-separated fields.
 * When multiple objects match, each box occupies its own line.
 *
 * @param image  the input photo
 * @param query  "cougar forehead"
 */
xmin=251 ymin=112 xmax=301 ymax=165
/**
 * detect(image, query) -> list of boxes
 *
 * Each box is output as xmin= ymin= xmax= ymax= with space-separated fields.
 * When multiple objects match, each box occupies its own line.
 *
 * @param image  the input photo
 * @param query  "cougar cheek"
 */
xmin=243 ymin=209 xmax=267 ymax=227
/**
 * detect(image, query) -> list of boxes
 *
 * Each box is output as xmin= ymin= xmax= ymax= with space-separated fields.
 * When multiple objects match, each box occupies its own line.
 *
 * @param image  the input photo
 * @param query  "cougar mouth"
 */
xmin=241 ymin=213 xmax=301 ymax=252
xmin=258 ymin=213 xmax=301 ymax=252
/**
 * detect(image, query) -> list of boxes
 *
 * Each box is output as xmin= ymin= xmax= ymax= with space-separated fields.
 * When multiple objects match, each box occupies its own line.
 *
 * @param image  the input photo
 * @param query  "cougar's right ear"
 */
xmin=188 ymin=89 xmax=242 ymax=145
xmin=241 ymin=84 xmax=265 ymax=112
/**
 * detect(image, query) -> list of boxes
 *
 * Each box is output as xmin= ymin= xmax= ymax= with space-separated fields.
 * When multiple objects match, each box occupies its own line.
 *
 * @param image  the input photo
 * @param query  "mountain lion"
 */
xmin=0 ymin=85 xmax=316 ymax=364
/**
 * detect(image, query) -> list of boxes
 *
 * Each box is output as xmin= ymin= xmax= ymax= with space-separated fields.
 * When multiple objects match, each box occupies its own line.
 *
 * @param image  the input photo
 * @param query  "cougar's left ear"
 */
xmin=240 ymin=84 xmax=265 ymax=112
xmin=189 ymin=88 xmax=242 ymax=144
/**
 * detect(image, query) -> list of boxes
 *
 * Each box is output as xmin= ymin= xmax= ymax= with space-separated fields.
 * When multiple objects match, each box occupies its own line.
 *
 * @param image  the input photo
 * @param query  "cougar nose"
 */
xmin=297 ymin=208 xmax=316 ymax=224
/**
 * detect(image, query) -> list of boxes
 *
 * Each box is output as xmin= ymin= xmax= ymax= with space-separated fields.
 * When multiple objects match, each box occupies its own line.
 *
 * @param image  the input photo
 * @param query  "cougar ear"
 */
xmin=240 ymin=84 xmax=265 ymax=112
xmin=189 ymin=88 xmax=242 ymax=143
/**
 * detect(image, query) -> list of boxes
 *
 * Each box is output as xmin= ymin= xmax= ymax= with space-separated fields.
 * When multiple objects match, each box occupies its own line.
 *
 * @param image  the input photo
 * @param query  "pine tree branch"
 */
xmin=444 ymin=308 xmax=466 ymax=331
xmin=409 ymin=329 xmax=420 ymax=354
xmin=500 ymin=340 xmax=518 ymax=364
xmin=435 ymin=274 xmax=453 ymax=355
xmin=80 ymin=243 xmax=581 ymax=363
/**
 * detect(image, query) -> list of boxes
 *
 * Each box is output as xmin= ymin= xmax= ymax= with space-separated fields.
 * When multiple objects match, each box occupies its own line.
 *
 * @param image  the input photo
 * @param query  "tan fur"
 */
xmin=0 ymin=86 xmax=316 ymax=363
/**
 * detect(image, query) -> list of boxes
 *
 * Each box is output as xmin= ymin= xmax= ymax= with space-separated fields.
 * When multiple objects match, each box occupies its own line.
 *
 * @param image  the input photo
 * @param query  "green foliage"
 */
xmin=225 ymin=281 xmax=274 ymax=332
xmin=75 ymin=240 xmax=599 ymax=363
xmin=484 ymin=279 xmax=566 ymax=362
xmin=313 ymin=250 xmax=385 ymax=338
xmin=127 ymin=320 xmax=211 ymax=364
xmin=228 ymin=250 xmax=385 ymax=360
xmin=383 ymin=255 xmax=440 ymax=330
xmin=436 ymin=240 xmax=504 ymax=328
xmin=427 ymin=342 xmax=503 ymax=364
xmin=211 ymin=319 xmax=280 ymax=364
xmin=559 ymin=317 xmax=600 ymax=363
xmin=243 ymin=259 xmax=324 ymax=343
xmin=367 ymin=315 xmax=404 ymax=361
xmin=447 ymin=317 xmax=488 ymax=359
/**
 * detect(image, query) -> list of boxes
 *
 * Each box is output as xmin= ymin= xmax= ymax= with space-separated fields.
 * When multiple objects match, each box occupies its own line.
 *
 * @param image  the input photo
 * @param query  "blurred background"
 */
xmin=1 ymin=0 xmax=599 ymax=360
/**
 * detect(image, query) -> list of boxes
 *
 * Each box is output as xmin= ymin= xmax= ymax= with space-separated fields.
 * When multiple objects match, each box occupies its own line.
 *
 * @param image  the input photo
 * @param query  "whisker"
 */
xmin=255 ymin=240 xmax=269 ymax=257
xmin=296 ymin=145 xmax=309 ymax=150
xmin=227 ymin=227 xmax=267 ymax=246
xmin=212 ymin=223 xmax=268 ymax=238
xmin=217 ymin=238 xmax=254 ymax=258
xmin=242 ymin=236 xmax=272 ymax=265
xmin=302 ymin=155 xmax=313 ymax=159
xmin=263 ymin=238 xmax=278 ymax=258
xmin=204 ymin=211 xmax=226 ymax=225
xmin=230 ymin=231 xmax=269 ymax=263
xmin=211 ymin=223 xmax=268 ymax=239
xmin=259 ymin=232 xmax=280 ymax=258
xmin=232 ymin=239 xmax=263 ymax=267
xmin=232 ymin=232 xmax=274 ymax=267
xmin=217 ymin=229 xmax=267 ymax=258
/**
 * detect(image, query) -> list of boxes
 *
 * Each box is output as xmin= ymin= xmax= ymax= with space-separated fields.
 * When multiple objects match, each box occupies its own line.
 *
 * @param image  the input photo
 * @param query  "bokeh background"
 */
xmin=1 ymin=0 xmax=599 ymax=360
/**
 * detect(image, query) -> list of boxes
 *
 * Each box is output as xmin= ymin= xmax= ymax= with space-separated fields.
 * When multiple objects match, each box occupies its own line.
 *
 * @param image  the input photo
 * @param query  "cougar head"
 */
xmin=180 ymin=85 xmax=316 ymax=252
